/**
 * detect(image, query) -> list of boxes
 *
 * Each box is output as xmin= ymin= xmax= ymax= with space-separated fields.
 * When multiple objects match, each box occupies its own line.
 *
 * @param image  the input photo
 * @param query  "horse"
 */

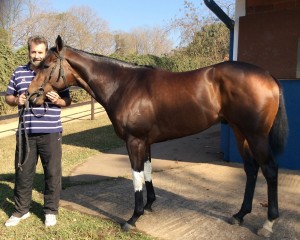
xmin=27 ymin=35 xmax=288 ymax=237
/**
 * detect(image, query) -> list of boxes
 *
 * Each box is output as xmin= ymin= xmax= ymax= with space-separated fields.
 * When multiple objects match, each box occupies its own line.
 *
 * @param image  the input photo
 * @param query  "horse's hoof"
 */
xmin=228 ymin=216 xmax=243 ymax=225
xmin=144 ymin=208 xmax=153 ymax=215
xmin=257 ymin=227 xmax=272 ymax=238
xmin=121 ymin=222 xmax=135 ymax=232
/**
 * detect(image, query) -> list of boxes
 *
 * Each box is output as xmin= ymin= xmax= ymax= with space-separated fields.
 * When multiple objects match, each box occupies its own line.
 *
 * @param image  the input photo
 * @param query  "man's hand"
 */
xmin=46 ymin=91 xmax=60 ymax=105
xmin=46 ymin=91 xmax=71 ymax=107
xmin=16 ymin=93 xmax=27 ymax=106
xmin=5 ymin=93 xmax=26 ymax=106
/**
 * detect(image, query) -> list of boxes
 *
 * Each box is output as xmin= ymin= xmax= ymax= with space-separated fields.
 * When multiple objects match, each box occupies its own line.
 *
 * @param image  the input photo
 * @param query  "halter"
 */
xmin=26 ymin=49 xmax=68 ymax=109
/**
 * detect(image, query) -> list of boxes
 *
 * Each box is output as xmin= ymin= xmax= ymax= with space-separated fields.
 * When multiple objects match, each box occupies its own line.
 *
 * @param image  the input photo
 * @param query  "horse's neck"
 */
xmin=71 ymin=71 xmax=97 ymax=99
xmin=66 ymin=50 xmax=122 ymax=107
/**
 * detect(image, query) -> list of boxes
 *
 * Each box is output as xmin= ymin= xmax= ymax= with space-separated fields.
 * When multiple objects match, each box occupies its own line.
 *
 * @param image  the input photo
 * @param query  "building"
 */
xmin=221 ymin=0 xmax=300 ymax=169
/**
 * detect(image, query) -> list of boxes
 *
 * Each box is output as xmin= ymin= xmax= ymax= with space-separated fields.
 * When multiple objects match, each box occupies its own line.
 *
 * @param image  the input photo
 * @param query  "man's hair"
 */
xmin=27 ymin=35 xmax=48 ymax=51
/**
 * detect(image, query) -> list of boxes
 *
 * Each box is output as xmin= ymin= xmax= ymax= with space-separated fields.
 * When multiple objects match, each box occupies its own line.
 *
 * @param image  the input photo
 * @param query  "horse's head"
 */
xmin=27 ymin=35 xmax=73 ymax=106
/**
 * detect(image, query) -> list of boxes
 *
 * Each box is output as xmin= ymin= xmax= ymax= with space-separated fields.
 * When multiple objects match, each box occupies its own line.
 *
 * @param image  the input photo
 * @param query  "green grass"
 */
xmin=0 ymin=114 xmax=155 ymax=240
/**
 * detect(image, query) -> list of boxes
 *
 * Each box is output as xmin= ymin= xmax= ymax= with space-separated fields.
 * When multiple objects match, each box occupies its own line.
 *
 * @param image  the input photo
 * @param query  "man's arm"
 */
xmin=58 ymin=96 xmax=72 ymax=107
xmin=5 ymin=93 xmax=26 ymax=107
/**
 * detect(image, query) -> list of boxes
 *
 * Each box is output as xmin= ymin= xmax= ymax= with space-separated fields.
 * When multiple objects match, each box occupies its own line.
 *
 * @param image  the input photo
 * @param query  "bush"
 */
xmin=109 ymin=53 xmax=177 ymax=71
xmin=70 ymin=88 xmax=91 ymax=103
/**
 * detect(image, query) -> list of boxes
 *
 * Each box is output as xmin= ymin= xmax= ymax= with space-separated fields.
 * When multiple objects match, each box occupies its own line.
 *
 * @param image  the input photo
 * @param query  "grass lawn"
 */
xmin=0 ymin=113 xmax=154 ymax=240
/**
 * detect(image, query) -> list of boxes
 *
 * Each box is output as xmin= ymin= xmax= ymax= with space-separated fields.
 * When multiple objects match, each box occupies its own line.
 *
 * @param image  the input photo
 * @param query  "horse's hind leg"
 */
xmin=229 ymin=129 xmax=259 ymax=225
xmin=255 ymin=144 xmax=279 ymax=237
xmin=144 ymin=146 xmax=156 ymax=212
xmin=230 ymin=156 xmax=259 ymax=225
xmin=246 ymin=136 xmax=279 ymax=237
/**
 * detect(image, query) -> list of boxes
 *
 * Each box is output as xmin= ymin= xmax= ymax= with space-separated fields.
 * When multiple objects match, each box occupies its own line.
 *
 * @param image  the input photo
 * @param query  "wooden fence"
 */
xmin=0 ymin=87 xmax=97 ymax=120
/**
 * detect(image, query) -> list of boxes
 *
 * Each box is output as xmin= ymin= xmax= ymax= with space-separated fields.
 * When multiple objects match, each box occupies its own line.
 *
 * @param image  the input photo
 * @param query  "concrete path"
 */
xmin=60 ymin=125 xmax=300 ymax=240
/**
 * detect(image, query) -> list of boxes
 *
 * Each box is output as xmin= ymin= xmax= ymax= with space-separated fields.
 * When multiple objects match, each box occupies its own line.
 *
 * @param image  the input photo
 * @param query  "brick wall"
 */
xmin=238 ymin=8 xmax=300 ymax=78
xmin=246 ymin=0 xmax=300 ymax=15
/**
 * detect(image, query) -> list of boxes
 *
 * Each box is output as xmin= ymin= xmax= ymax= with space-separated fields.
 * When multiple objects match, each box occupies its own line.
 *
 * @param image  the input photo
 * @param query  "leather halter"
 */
xmin=26 ymin=49 xmax=68 ymax=107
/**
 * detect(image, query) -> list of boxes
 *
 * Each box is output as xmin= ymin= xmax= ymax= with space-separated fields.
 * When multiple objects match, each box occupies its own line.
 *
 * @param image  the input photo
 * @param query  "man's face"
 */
xmin=29 ymin=42 xmax=47 ymax=67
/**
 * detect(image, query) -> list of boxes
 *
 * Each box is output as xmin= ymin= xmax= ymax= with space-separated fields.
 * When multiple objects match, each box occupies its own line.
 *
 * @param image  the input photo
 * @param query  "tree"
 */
xmin=168 ymin=0 xmax=234 ymax=47
xmin=167 ymin=22 xmax=230 ymax=72
xmin=0 ymin=1 xmax=115 ymax=54
xmin=113 ymin=27 xmax=173 ymax=56
xmin=0 ymin=0 xmax=23 ymax=47
xmin=14 ymin=6 xmax=115 ymax=54
xmin=0 ymin=27 xmax=9 ymax=45
xmin=1 ymin=0 xmax=174 ymax=55
xmin=132 ymin=27 xmax=173 ymax=55
xmin=0 ymin=0 xmax=50 ymax=48
xmin=186 ymin=22 xmax=229 ymax=63
xmin=168 ymin=0 xmax=205 ymax=47
xmin=165 ymin=0 xmax=233 ymax=71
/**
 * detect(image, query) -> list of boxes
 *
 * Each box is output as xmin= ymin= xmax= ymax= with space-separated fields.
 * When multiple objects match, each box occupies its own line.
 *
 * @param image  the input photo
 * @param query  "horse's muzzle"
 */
xmin=26 ymin=88 xmax=45 ymax=106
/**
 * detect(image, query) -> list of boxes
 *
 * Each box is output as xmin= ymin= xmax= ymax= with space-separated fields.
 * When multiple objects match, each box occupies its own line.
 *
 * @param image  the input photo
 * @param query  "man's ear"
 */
xmin=55 ymin=35 xmax=64 ymax=53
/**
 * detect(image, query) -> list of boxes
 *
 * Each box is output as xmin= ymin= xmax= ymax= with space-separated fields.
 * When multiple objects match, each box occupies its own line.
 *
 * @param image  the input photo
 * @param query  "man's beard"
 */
xmin=30 ymin=58 xmax=42 ymax=67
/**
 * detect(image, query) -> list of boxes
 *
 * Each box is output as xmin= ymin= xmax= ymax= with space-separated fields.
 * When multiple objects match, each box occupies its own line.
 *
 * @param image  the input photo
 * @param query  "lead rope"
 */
xmin=17 ymin=96 xmax=48 ymax=171
xmin=17 ymin=103 xmax=30 ymax=171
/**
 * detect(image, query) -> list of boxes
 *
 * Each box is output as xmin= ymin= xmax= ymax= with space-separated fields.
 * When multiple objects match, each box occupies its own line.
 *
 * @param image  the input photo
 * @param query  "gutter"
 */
xmin=204 ymin=0 xmax=235 ymax=60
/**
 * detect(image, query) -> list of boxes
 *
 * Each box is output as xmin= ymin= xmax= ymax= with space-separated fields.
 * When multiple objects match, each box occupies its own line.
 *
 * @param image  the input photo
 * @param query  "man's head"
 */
xmin=27 ymin=35 xmax=48 ymax=69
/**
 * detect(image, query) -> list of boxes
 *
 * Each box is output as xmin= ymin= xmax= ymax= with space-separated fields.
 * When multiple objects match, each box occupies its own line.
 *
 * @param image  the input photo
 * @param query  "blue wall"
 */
xmin=221 ymin=80 xmax=300 ymax=170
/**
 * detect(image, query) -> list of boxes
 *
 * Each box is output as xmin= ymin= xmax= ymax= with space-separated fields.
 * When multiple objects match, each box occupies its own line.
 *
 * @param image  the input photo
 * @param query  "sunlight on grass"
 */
xmin=0 ymin=114 xmax=154 ymax=240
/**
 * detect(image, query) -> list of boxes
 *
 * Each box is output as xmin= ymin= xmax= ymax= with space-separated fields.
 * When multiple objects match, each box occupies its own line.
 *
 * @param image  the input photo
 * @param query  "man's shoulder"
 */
xmin=14 ymin=64 xmax=31 ymax=73
xmin=12 ymin=64 xmax=34 ymax=80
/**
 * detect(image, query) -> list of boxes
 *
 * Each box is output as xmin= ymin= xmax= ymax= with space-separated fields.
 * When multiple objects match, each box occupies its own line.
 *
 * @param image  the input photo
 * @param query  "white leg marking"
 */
xmin=132 ymin=170 xmax=144 ymax=191
xmin=263 ymin=219 xmax=275 ymax=233
xmin=144 ymin=160 xmax=152 ymax=182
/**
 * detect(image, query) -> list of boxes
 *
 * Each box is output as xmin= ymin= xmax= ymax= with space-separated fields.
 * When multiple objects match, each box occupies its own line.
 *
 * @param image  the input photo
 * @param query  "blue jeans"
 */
xmin=13 ymin=132 xmax=62 ymax=217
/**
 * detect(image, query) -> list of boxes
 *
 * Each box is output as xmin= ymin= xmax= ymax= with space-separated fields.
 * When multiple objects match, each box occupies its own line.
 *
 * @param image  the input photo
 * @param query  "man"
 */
xmin=5 ymin=35 xmax=72 ymax=227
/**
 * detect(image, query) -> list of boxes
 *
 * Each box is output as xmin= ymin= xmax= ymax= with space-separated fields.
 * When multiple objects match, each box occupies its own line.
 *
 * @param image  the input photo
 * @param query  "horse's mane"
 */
xmin=59 ymin=46 xmax=156 ymax=70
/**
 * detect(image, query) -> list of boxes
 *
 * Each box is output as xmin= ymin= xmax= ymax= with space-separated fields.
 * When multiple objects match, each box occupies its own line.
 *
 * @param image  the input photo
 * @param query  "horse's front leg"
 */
xmin=144 ymin=147 xmax=156 ymax=212
xmin=122 ymin=137 xmax=147 ymax=231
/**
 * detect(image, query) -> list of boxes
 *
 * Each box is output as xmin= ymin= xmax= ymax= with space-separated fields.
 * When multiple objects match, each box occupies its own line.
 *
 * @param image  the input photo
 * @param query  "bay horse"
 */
xmin=27 ymin=36 xmax=288 ymax=237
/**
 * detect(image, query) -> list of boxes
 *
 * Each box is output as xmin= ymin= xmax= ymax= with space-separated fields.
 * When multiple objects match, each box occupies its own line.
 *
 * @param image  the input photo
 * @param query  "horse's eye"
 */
xmin=43 ymin=63 xmax=50 ymax=68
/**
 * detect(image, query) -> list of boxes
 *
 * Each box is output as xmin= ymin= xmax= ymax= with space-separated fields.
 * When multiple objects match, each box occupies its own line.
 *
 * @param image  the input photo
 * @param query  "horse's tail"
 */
xmin=269 ymin=83 xmax=289 ymax=157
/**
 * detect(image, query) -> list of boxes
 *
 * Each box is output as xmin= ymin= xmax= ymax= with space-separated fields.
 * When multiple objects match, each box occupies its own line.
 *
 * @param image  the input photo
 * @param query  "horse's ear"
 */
xmin=55 ymin=35 xmax=64 ymax=53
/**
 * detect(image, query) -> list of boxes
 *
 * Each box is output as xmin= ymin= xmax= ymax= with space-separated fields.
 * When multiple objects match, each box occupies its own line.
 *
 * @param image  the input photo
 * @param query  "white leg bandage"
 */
xmin=263 ymin=219 xmax=275 ymax=233
xmin=144 ymin=160 xmax=152 ymax=182
xmin=132 ymin=170 xmax=144 ymax=192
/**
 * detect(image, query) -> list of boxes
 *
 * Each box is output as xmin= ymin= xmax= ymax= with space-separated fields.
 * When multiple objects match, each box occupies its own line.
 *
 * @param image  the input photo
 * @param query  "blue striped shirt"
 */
xmin=6 ymin=63 xmax=70 ymax=134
